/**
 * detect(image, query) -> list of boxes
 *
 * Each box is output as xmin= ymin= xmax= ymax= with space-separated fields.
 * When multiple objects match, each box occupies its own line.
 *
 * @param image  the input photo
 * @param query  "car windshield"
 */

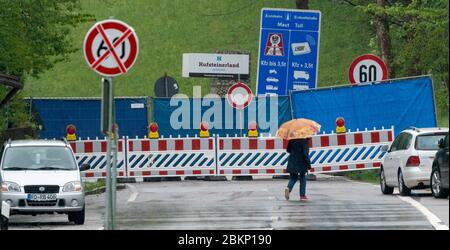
xmin=2 ymin=146 xmax=77 ymax=171
xmin=415 ymin=133 xmax=447 ymax=151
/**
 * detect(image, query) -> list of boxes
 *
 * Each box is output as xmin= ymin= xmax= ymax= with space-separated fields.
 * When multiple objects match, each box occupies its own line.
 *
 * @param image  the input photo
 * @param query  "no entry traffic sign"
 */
xmin=84 ymin=19 xmax=139 ymax=77
xmin=348 ymin=54 xmax=388 ymax=85
xmin=227 ymin=82 xmax=253 ymax=110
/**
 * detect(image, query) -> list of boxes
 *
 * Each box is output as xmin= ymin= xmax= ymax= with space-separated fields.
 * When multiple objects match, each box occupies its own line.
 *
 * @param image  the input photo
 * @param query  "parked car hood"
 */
xmin=1 ymin=170 xmax=80 ymax=186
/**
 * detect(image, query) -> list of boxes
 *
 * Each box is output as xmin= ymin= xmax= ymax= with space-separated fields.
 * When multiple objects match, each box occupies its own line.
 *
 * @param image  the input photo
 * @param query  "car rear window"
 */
xmin=415 ymin=133 xmax=447 ymax=150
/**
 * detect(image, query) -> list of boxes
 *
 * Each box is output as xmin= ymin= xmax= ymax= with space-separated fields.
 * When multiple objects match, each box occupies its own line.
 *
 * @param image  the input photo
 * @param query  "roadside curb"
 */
xmin=85 ymin=184 xmax=126 ymax=196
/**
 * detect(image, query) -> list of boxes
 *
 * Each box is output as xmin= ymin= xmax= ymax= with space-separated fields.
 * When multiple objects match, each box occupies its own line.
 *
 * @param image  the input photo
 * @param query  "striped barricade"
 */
xmin=217 ymin=128 xmax=394 ymax=176
xmin=217 ymin=137 xmax=289 ymax=175
xmin=69 ymin=139 xmax=126 ymax=179
xmin=126 ymin=137 xmax=216 ymax=177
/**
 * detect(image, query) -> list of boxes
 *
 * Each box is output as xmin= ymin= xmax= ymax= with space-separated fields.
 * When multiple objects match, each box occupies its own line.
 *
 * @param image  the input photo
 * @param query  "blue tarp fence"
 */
xmin=29 ymin=97 xmax=149 ymax=139
xmin=290 ymin=76 xmax=437 ymax=136
xmin=28 ymin=76 xmax=437 ymax=139
xmin=153 ymin=96 xmax=293 ymax=137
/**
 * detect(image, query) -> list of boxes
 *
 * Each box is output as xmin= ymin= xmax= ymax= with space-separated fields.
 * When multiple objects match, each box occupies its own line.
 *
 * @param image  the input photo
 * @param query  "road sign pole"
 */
xmin=111 ymin=122 xmax=118 ymax=230
xmin=104 ymin=77 xmax=115 ymax=230
xmin=237 ymin=75 xmax=243 ymax=137
xmin=239 ymin=110 xmax=243 ymax=137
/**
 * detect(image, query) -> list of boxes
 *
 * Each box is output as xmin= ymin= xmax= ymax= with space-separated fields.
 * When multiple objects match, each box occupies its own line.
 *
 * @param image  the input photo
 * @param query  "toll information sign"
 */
xmin=257 ymin=8 xmax=321 ymax=96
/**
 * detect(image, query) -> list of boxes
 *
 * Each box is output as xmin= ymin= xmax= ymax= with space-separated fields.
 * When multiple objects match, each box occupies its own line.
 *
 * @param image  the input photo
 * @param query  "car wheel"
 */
xmin=398 ymin=170 xmax=411 ymax=196
xmin=380 ymin=167 xmax=394 ymax=194
xmin=68 ymin=206 xmax=85 ymax=225
xmin=431 ymin=168 xmax=449 ymax=198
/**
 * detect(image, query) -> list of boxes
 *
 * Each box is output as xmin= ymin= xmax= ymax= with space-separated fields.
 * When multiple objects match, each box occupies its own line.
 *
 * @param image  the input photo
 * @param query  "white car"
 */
xmin=380 ymin=127 xmax=449 ymax=196
xmin=0 ymin=140 xmax=90 ymax=224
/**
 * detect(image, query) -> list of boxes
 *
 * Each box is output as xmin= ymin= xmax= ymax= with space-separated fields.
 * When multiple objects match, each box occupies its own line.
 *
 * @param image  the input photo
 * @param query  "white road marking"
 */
xmin=397 ymin=196 xmax=449 ymax=230
xmin=346 ymin=178 xmax=448 ymax=230
xmin=126 ymin=184 xmax=139 ymax=203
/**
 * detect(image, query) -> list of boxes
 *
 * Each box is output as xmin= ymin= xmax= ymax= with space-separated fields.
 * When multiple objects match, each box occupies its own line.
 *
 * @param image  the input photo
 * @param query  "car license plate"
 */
xmin=27 ymin=194 xmax=57 ymax=201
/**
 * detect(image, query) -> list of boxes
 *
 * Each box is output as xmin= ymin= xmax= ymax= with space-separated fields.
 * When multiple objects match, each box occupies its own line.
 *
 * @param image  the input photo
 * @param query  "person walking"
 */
xmin=284 ymin=138 xmax=311 ymax=201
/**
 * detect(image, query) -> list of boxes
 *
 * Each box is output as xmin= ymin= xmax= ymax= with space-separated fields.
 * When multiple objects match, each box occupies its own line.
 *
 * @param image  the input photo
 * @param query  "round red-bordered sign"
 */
xmin=348 ymin=54 xmax=388 ymax=85
xmin=227 ymin=82 xmax=253 ymax=110
xmin=83 ymin=19 xmax=139 ymax=77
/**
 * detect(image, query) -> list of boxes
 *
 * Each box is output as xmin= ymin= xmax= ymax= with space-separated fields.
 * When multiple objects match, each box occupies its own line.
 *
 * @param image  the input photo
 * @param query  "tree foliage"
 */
xmin=340 ymin=0 xmax=449 ymax=121
xmin=362 ymin=0 xmax=448 ymax=84
xmin=0 ymin=0 xmax=93 ymax=133
xmin=0 ymin=0 xmax=94 ymax=78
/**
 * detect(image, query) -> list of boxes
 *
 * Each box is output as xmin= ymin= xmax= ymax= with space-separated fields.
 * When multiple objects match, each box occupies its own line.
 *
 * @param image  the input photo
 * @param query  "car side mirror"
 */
xmin=381 ymin=145 xmax=389 ymax=152
xmin=438 ymin=138 xmax=445 ymax=149
xmin=79 ymin=163 xmax=90 ymax=172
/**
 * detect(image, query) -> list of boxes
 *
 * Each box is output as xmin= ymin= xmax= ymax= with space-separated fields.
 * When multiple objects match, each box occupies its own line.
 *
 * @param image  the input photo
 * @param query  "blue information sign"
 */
xmin=257 ymin=8 xmax=321 ymax=95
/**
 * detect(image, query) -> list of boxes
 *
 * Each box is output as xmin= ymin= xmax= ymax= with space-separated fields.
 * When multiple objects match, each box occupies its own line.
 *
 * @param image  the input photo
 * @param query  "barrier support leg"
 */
xmin=184 ymin=176 xmax=201 ymax=180
xmin=117 ymin=178 xmax=136 ymax=183
xmin=162 ymin=177 xmax=182 ymax=181
xmin=306 ymin=174 xmax=317 ymax=181
xmin=144 ymin=177 xmax=162 ymax=182
xmin=232 ymin=176 xmax=253 ymax=181
xmin=204 ymin=176 xmax=227 ymax=181
xmin=273 ymin=175 xmax=290 ymax=180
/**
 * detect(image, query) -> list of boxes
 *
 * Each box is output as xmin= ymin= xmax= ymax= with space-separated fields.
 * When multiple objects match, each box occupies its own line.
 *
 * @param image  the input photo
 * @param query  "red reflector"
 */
xmin=67 ymin=125 xmax=76 ymax=135
xmin=149 ymin=122 xmax=158 ymax=132
xmin=406 ymin=156 xmax=420 ymax=167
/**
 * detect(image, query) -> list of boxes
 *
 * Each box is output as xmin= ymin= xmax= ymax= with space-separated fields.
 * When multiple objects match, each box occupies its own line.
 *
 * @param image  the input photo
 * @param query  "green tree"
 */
xmin=0 ymin=0 xmax=93 ymax=133
xmin=340 ymin=0 xmax=449 ymax=124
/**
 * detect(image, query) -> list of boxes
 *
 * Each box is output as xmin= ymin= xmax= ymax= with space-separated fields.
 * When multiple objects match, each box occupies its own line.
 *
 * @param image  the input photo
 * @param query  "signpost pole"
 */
xmin=237 ymin=74 xmax=243 ymax=137
xmin=111 ymin=122 xmax=118 ymax=230
xmin=239 ymin=110 xmax=243 ymax=137
xmin=104 ymin=77 xmax=114 ymax=230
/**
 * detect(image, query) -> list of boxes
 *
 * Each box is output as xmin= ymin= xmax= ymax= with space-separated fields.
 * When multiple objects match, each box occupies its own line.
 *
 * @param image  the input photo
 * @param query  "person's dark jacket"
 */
xmin=286 ymin=138 xmax=311 ymax=174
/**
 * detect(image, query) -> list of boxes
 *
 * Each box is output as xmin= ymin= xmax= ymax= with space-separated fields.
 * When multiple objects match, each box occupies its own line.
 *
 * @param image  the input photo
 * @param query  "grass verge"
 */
xmin=83 ymin=179 xmax=106 ymax=194
xmin=343 ymin=170 xmax=380 ymax=184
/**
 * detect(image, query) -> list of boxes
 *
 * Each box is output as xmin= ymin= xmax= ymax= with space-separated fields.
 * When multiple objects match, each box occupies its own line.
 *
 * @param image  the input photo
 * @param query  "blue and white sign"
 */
xmin=257 ymin=8 xmax=321 ymax=95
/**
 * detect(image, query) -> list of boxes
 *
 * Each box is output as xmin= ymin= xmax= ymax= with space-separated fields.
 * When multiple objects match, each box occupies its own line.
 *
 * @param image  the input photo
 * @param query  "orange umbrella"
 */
xmin=276 ymin=118 xmax=321 ymax=140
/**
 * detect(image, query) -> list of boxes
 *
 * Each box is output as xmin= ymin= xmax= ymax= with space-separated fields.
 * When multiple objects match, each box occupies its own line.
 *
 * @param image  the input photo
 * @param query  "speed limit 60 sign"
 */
xmin=348 ymin=54 xmax=388 ymax=85
xmin=84 ymin=19 xmax=139 ymax=77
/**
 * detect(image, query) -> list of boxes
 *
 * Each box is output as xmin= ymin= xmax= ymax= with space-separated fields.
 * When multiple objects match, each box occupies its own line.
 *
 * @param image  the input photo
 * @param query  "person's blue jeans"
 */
xmin=287 ymin=172 xmax=307 ymax=196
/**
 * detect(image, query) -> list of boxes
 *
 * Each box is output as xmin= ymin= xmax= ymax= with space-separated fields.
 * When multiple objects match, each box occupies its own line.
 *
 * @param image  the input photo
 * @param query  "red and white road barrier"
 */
xmin=309 ymin=129 xmax=392 ymax=148
xmin=217 ymin=128 xmax=393 ymax=176
xmin=127 ymin=137 xmax=216 ymax=177
xmin=69 ymin=127 xmax=394 ymax=179
xmin=69 ymin=138 xmax=126 ymax=179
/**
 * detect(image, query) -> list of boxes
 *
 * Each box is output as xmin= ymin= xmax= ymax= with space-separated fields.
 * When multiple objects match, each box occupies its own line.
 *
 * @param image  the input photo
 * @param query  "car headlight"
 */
xmin=63 ymin=181 xmax=83 ymax=192
xmin=1 ymin=181 xmax=21 ymax=193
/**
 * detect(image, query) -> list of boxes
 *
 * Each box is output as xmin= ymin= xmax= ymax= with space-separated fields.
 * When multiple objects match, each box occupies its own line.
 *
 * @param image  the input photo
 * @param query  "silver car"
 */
xmin=0 ymin=140 xmax=90 ymax=225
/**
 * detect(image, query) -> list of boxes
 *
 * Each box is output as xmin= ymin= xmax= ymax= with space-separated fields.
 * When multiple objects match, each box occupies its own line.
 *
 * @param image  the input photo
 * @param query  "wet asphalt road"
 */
xmin=7 ymin=175 xmax=449 ymax=230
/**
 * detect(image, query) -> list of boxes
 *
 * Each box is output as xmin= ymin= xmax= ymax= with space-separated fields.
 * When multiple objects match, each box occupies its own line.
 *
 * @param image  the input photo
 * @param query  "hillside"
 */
xmin=24 ymin=0 xmax=373 ymax=97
